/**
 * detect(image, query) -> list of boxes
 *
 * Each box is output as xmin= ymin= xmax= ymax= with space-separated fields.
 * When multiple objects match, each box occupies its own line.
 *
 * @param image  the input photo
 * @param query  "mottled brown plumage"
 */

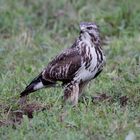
xmin=19 ymin=22 xmax=106 ymax=106
xmin=42 ymin=48 xmax=81 ymax=85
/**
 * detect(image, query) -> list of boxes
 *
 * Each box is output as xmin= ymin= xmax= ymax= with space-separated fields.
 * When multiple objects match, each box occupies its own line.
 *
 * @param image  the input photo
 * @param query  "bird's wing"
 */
xmin=42 ymin=47 xmax=81 ymax=84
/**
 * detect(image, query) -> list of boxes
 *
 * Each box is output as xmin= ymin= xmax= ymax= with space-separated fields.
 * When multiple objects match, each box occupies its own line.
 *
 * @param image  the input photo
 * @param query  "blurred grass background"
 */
xmin=0 ymin=0 xmax=140 ymax=139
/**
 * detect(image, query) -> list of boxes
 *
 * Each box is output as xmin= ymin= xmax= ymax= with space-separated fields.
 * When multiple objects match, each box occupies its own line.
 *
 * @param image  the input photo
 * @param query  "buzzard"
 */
xmin=19 ymin=22 xmax=106 ymax=106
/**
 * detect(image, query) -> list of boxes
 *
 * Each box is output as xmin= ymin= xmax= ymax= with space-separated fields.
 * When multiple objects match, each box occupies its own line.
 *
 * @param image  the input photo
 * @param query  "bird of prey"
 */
xmin=19 ymin=22 xmax=106 ymax=106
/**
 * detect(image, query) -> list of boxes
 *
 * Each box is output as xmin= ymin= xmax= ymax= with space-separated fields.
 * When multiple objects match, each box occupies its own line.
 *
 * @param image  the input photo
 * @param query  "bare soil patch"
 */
xmin=0 ymin=102 xmax=51 ymax=127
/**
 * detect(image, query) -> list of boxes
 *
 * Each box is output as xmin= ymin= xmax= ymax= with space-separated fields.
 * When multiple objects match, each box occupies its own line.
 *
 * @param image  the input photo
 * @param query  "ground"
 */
xmin=0 ymin=0 xmax=140 ymax=139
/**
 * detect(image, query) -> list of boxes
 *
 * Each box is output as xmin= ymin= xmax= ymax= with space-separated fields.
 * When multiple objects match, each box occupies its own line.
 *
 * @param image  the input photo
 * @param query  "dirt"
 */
xmin=0 ymin=94 xmax=129 ymax=127
xmin=91 ymin=93 xmax=113 ymax=103
xmin=119 ymin=95 xmax=129 ymax=107
xmin=92 ymin=93 xmax=129 ymax=107
xmin=0 ymin=102 xmax=51 ymax=127
xmin=81 ymin=93 xmax=129 ymax=106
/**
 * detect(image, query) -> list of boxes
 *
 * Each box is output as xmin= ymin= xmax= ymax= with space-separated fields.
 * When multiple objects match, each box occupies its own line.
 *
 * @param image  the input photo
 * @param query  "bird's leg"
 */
xmin=64 ymin=82 xmax=79 ymax=106
xmin=79 ymin=81 xmax=89 ymax=97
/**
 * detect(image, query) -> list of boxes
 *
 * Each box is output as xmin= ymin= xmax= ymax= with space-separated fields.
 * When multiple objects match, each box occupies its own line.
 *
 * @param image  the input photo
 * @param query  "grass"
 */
xmin=0 ymin=0 xmax=140 ymax=139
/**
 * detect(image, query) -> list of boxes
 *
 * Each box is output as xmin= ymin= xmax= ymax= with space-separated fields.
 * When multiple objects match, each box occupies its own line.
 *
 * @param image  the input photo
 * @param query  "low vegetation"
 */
xmin=0 ymin=0 xmax=140 ymax=139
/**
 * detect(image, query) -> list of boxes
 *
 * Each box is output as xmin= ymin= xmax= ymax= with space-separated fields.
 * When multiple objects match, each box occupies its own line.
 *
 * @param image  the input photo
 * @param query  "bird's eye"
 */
xmin=87 ymin=27 xmax=92 ymax=30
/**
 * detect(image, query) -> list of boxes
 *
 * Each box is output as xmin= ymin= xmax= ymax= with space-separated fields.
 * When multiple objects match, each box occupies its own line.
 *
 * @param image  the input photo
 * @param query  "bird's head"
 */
xmin=79 ymin=22 xmax=100 ymax=44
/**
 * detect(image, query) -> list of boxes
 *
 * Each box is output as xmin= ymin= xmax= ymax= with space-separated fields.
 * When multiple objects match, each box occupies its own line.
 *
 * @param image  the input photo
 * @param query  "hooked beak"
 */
xmin=80 ymin=26 xmax=86 ymax=34
xmin=80 ymin=26 xmax=85 ymax=31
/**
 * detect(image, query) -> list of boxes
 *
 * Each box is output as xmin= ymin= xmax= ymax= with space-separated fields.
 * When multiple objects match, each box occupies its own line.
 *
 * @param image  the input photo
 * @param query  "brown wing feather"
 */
xmin=43 ymin=48 xmax=81 ymax=84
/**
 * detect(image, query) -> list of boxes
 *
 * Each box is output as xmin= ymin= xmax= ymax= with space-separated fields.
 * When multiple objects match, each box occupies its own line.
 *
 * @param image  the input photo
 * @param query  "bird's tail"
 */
xmin=20 ymin=73 xmax=56 ymax=97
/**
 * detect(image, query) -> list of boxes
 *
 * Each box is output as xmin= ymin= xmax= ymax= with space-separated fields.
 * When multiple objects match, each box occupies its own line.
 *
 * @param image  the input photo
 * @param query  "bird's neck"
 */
xmin=79 ymin=32 xmax=101 ymax=47
xmin=79 ymin=32 xmax=92 ymax=44
xmin=80 ymin=32 xmax=91 ymax=40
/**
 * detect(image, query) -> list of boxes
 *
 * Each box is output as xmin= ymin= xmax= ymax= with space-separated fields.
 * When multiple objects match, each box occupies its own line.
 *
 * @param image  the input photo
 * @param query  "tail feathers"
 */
xmin=20 ymin=73 xmax=56 ymax=97
xmin=20 ymin=83 xmax=37 ymax=97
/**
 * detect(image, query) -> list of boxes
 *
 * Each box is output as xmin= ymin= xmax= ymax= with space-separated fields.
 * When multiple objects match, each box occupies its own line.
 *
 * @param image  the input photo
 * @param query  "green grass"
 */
xmin=0 ymin=0 xmax=140 ymax=139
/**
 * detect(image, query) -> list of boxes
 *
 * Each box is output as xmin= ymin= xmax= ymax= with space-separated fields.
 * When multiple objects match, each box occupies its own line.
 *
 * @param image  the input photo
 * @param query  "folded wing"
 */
xmin=43 ymin=48 xmax=81 ymax=85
